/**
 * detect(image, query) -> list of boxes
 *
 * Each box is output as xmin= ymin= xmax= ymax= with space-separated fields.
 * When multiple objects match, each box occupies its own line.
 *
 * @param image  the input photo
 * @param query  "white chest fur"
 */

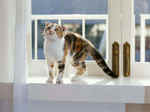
xmin=44 ymin=37 xmax=65 ymax=62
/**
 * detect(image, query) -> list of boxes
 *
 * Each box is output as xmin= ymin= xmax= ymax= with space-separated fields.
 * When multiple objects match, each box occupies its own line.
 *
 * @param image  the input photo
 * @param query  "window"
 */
xmin=133 ymin=0 xmax=150 ymax=78
xmin=27 ymin=0 xmax=150 ymax=83
xmin=1 ymin=1 xmax=150 ymax=109
xmin=134 ymin=0 xmax=150 ymax=62
xmin=28 ymin=0 xmax=109 ymax=79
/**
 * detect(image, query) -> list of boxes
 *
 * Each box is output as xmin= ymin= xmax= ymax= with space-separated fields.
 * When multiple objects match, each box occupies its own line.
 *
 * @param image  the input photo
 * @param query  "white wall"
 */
xmin=0 ymin=0 xmax=15 ymax=82
xmin=0 ymin=83 xmax=13 ymax=112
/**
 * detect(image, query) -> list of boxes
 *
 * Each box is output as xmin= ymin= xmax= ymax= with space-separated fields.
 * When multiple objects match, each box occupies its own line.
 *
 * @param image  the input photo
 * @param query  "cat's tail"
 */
xmin=89 ymin=46 xmax=118 ymax=78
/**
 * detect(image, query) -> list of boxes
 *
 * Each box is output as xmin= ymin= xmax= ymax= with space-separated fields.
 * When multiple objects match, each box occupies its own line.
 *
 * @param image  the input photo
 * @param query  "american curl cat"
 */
xmin=43 ymin=22 xmax=118 ymax=84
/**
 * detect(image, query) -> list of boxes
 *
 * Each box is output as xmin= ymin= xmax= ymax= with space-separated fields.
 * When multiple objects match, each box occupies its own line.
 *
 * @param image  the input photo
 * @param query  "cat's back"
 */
xmin=64 ymin=32 xmax=93 ymax=47
xmin=64 ymin=32 xmax=87 ymax=43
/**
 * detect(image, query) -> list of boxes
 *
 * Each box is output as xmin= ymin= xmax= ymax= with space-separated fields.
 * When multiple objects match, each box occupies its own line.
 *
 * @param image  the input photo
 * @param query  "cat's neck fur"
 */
xmin=44 ymin=35 xmax=65 ymax=61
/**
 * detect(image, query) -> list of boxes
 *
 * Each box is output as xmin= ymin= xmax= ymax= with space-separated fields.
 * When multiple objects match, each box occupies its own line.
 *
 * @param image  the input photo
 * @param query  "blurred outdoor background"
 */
xmin=32 ymin=0 xmax=150 ymax=62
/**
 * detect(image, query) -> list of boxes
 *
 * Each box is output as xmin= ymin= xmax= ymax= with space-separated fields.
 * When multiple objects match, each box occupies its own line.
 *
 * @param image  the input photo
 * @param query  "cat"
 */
xmin=43 ymin=22 xmax=118 ymax=84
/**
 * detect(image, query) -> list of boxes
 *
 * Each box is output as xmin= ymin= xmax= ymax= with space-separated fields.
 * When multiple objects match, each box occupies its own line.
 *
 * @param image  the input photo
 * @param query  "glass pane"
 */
xmin=32 ymin=0 xmax=107 ymax=14
xmin=134 ymin=0 xmax=150 ymax=62
xmin=135 ymin=36 xmax=140 ymax=62
xmin=145 ymin=37 xmax=150 ymax=62
xmin=85 ymin=20 xmax=106 ymax=60
xmin=135 ymin=0 xmax=150 ymax=15
xmin=32 ymin=0 xmax=108 ymax=61
xmin=32 ymin=20 xmax=35 ymax=59
xmin=37 ymin=20 xmax=58 ymax=59
xmin=145 ymin=20 xmax=150 ymax=37
xmin=145 ymin=20 xmax=150 ymax=62
xmin=62 ymin=20 xmax=82 ymax=35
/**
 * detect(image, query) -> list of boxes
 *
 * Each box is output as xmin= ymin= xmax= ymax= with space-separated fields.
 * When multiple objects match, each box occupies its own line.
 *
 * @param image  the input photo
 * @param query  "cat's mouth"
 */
xmin=47 ymin=31 xmax=55 ymax=35
xmin=44 ymin=32 xmax=58 ymax=40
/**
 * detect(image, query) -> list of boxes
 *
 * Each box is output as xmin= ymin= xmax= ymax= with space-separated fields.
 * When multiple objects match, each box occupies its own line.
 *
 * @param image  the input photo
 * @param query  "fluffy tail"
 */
xmin=89 ymin=46 xmax=118 ymax=78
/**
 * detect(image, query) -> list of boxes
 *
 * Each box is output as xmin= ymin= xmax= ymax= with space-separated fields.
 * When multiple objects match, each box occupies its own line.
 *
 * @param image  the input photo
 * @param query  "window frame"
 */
xmin=132 ymin=14 xmax=150 ymax=78
xmin=27 ymin=0 xmax=150 ymax=79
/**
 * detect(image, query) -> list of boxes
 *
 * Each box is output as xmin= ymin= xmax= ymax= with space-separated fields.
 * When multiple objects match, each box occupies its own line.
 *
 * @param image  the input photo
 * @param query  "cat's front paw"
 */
xmin=46 ymin=78 xmax=53 ymax=84
xmin=56 ymin=79 xmax=64 ymax=84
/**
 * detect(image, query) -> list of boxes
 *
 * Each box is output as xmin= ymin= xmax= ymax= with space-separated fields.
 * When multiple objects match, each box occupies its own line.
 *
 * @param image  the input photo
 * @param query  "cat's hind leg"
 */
xmin=71 ymin=50 xmax=88 ymax=81
xmin=72 ymin=61 xmax=87 ymax=81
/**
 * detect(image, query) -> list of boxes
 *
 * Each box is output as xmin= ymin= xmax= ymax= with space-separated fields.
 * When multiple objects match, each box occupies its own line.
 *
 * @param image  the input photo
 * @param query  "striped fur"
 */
xmin=64 ymin=32 xmax=118 ymax=78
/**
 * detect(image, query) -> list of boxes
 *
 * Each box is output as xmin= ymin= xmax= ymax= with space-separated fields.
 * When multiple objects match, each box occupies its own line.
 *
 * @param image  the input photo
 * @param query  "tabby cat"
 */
xmin=43 ymin=22 xmax=118 ymax=84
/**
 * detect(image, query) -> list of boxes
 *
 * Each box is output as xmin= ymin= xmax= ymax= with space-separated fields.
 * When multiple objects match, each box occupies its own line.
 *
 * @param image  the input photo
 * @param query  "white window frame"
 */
xmin=9 ymin=0 xmax=150 ymax=104
xmin=27 ymin=0 xmax=150 ymax=79
xmin=132 ymin=14 xmax=150 ymax=78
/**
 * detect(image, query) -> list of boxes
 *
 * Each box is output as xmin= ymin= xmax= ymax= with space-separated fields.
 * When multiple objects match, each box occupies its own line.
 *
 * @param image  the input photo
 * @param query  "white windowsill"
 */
xmin=27 ymin=75 xmax=150 ymax=104
xmin=0 ymin=76 xmax=150 ymax=104
xmin=27 ymin=75 xmax=150 ymax=85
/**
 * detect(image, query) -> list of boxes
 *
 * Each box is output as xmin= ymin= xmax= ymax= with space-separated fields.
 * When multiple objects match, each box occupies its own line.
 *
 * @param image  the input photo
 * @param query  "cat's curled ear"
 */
xmin=45 ymin=22 xmax=49 ymax=27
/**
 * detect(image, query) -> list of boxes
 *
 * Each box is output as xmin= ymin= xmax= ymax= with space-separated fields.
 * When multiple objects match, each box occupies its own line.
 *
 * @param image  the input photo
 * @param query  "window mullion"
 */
xmin=108 ymin=0 xmax=122 ymax=76
xmin=82 ymin=17 xmax=85 ymax=38
xmin=34 ymin=19 xmax=38 ymax=60
xmin=140 ymin=15 xmax=146 ymax=62
xmin=121 ymin=0 xmax=134 ymax=77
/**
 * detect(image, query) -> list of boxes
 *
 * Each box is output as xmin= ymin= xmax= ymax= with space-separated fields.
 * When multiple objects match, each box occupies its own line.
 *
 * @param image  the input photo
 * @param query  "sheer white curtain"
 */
xmin=14 ymin=0 xmax=30 ymax=112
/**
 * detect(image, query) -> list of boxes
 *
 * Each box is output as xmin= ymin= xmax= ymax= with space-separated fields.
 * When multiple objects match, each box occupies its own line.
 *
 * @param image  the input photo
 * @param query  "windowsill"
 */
xmin=27 ymin=75 xmax=150 ymax=85
xmin=0 ymin=76 xmax=150 ymax=103
xmin=27 ymin=75 xmax=150 ymax=104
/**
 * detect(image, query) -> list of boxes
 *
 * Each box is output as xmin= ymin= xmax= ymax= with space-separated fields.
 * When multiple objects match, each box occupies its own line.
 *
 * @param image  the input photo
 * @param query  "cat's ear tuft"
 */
xmin=45 ymin=22 xmax=49 ymax=26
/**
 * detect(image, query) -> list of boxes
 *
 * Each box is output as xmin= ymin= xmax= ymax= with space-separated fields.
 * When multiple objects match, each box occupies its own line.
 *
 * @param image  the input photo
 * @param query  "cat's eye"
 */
xmin=47 ymin=27 xmax=51 ymax=30
xmin=55 ymin=28 xmax=58 ymax=31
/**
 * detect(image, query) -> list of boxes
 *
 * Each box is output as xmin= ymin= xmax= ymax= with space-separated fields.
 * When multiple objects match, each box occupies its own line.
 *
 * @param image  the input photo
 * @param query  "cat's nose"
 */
xmin=48 ymin=30 xmax=53 ymax=35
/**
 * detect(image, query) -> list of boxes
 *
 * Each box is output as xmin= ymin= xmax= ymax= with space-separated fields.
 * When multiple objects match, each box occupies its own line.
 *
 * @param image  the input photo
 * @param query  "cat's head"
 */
xmin=43 ymin=22 xmax=66 ymax=40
